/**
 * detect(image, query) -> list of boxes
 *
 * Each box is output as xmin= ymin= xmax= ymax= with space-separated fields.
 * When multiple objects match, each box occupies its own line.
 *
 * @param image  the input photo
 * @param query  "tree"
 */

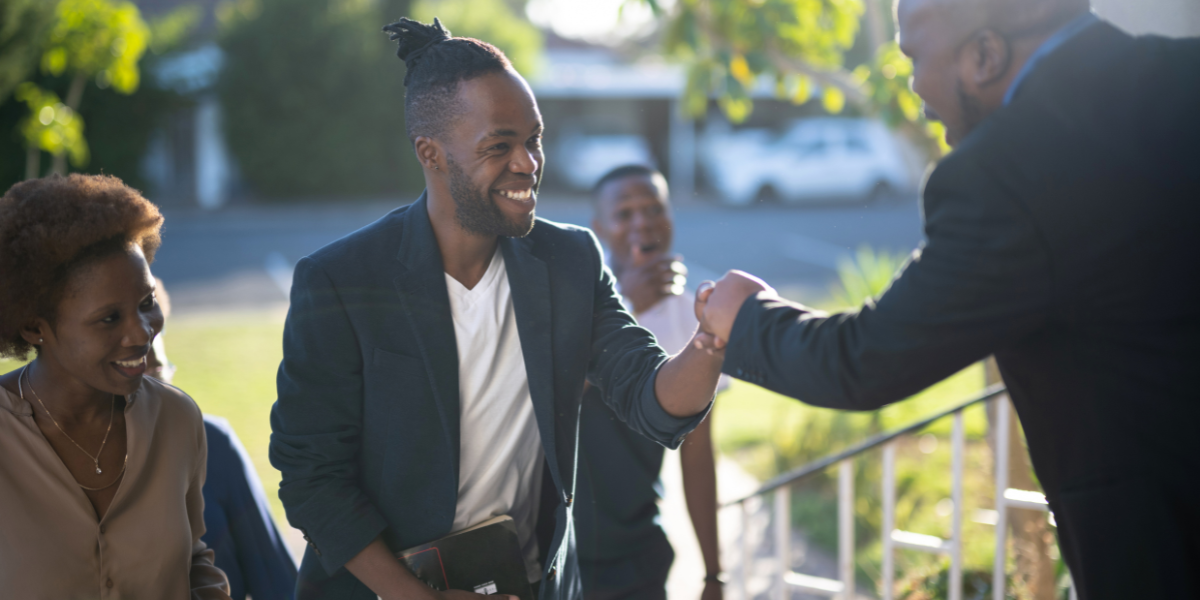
xmin=217 ymin=0 xmax=542 ymax=199
xmin=0 ymin=0 xmax=60 ymax=104
xmin=411 ymin=0 xmax=542 ymax=75
xmin=650 ymin=0 xmax=946 ymax=155
xmin=13 ymin=0 xmax=150 ymax=177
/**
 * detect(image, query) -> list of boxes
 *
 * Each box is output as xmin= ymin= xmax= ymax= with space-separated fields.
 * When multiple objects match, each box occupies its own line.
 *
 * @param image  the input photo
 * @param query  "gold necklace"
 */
xmin=77 ymin=454 xmax=127 ymax=492
xmin=20 ymin=365 xmax=116 ymax=475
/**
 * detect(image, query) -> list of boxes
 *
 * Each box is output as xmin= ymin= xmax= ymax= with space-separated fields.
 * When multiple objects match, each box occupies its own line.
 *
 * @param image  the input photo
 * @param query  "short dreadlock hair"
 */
xmin=383 ymin=17 xmax=514 ymax=144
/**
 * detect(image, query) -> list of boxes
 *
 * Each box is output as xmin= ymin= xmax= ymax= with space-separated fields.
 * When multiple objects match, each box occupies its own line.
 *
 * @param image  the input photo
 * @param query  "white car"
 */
xmin=702 ymin=117 xmax=919 ymax=206
xmin=555 ymin=128 xmax=656 ymax=191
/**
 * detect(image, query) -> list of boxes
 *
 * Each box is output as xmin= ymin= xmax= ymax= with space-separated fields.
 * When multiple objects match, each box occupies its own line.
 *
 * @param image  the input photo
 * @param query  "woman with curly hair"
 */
xmin=0 ymin=174 xmax=231 ymax=599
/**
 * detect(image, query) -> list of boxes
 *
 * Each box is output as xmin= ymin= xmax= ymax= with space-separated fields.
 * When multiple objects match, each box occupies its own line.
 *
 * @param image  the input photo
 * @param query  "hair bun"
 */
xmin=383 ymin=17 xmax=452 ymax=63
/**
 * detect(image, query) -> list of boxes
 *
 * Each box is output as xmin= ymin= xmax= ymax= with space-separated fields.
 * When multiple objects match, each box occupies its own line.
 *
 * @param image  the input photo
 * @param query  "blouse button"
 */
xmin=106 ymin=578 xmax=114 ymax=589
xmin=99 ymin=525 xmax=106 ymax=534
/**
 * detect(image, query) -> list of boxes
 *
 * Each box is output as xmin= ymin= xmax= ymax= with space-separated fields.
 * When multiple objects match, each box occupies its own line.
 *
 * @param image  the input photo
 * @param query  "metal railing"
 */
xmin=722 ymin=384 xmax=1074 ymax=600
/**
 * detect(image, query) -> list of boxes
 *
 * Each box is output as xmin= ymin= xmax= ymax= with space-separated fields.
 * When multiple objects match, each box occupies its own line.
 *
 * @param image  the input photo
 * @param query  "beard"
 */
xmin=446 ymin=157 xmax=535 ymax=238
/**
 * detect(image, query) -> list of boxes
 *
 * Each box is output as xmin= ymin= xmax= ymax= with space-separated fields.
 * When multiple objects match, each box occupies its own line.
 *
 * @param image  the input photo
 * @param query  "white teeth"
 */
xmin=498 ymin=189 xmax=532 ymax=201
xmin=115 ymin=358 xmax=142 ymax=368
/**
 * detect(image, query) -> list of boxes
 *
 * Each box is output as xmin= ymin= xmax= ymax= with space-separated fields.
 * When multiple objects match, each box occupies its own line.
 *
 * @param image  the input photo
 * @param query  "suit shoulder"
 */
xmin=529 ymin=217 xmax=601 ymax=250
xmin=306 ymin=203 xmax=413 ymax=266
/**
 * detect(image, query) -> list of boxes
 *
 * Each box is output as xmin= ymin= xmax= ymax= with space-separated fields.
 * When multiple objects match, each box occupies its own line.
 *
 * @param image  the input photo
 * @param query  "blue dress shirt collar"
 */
xmin=1004 ymin=12 xmax=1101 ymax=106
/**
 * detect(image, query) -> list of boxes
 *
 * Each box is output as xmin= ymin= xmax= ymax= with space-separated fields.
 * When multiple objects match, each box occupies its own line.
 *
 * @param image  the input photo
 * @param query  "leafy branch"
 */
xmin=649 ymin=0 xmax=947 ymax=154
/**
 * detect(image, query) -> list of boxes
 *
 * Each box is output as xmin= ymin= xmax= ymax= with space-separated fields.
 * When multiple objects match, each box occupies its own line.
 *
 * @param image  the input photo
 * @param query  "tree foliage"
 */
xmin=40 ymin=0 xmax=149 ymax=94
xmin=411 ymin=0 xmax=543 ymax=76
xmin=3 ymin=0 xmax=153 ymax=176
xmin=0 ymin=0 xmax=60 ymax=104
xmin=14 ymin=82 xmax=88 ymax=167
xmin=652 ymin=0 xmax=946 ymax=154
xmin=217 ymin=0 xmax=544 ymax=199
xmin=0 ymin=0 xmax=196 ymax=189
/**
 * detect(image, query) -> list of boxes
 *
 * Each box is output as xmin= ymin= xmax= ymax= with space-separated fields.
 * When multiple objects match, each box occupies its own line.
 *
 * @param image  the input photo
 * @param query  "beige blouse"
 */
xmin=0 ymin=376 xmax=230 ymax=600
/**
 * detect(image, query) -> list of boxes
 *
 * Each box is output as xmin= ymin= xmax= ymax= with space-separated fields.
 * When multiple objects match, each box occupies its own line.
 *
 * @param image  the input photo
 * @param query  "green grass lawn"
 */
xmin=165 ymin=310 xmax=290 ymax=524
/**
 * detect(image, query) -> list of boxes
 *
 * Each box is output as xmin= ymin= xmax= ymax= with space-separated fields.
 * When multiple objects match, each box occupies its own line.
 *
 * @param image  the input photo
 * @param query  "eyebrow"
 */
xmin=483 ymin=124 xmax=544 ymax=140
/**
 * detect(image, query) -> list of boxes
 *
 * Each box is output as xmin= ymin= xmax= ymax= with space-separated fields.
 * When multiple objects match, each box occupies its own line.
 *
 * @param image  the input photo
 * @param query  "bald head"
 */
xmin=898 ymin=0 xmax=1091 ymax=43
xmin=897 ymin=0 xmax=1090 ymax=146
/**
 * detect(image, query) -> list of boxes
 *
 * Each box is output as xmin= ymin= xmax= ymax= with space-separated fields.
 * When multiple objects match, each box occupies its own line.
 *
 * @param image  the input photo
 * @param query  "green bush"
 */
xmin=216 ymin=0 xmax=416 ymax=199
xmin=216 ymin=0 xmax=541 ymax=200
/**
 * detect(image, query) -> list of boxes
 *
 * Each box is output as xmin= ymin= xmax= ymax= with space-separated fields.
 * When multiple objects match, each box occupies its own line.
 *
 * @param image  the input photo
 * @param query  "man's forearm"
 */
xmin=345 ymin=536 xmax=438 ymax=600
xmin=680 ymin=417 xmax=721 ymax=576
xmin=655 ymin=333 xmax=724 ymax=417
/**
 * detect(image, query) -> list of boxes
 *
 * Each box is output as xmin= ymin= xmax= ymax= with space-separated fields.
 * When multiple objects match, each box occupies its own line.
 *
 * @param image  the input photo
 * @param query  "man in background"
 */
xmin=695 ymin=0 xmax=1200 ymax=597
xmin=577 ymin=166 xmax=725 ymax=600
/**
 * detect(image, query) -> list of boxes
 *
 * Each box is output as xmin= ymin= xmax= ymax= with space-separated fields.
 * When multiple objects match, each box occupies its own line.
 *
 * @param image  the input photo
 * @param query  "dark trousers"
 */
xmin=579 ymin=534 xmax=673 ymax=600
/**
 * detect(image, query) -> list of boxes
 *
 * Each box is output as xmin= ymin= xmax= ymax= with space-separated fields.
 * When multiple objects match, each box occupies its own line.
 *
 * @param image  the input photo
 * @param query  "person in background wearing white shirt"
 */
xmin=576 ymin=165 xmax=726 ymax=600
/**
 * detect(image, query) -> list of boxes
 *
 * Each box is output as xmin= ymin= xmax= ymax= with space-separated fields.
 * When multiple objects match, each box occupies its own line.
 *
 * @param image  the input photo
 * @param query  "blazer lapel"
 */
xmin=392 ymin=193 xmax=462 ymax=484
xmin=500 ymin=236 xmax=562 ymax=492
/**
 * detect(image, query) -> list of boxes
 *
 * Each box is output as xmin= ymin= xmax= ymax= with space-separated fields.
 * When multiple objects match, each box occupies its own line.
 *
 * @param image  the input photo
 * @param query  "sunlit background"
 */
xmin=1 ymin=0 xmax=1197 ymax=598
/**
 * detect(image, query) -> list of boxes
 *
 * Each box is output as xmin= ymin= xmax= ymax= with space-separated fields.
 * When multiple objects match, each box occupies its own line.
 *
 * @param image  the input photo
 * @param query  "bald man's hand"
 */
xmin=694 ymin=271 xmax=775 ymax=349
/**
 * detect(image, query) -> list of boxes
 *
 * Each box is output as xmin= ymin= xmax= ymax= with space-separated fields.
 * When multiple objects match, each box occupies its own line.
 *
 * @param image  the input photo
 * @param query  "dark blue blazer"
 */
xmin=269 ymin=194 xmax=707 ymax=600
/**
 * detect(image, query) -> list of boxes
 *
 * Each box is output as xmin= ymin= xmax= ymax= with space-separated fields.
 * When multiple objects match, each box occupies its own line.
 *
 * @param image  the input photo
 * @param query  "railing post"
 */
xmin=882 ymin=442 xmax=896 ymax=600
xmin=838 ymin=459 xmax=855 ymax=600
xmin=993 ymin=396 xmax=1011 ymax=600
xmin=774 ymin=486 xmax=791 ymax=600
xmin=741 ymin=501 xmax=752 ymax=600
xmin=950 ymin=411 xmax=965 ymax=600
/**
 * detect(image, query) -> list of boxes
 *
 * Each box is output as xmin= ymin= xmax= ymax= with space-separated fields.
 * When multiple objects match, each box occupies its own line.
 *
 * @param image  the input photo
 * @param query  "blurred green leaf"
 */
xmin=644 ymin=0 xmax=945 ymax=155
xmin=821 ymin=84 xmax=845 ymax=113
xmin=0 ymin=0 xmax=61 ymax=103
xmin=831 ymin=245 xmax=909 ymax=309
xmin=42 ymin=0 xmax=150 ymax=94
xmin=15 ymin=82 xmax=89 ymax=166
xmin=412 ymin=0 xmax=543 ymax=77
xmin=148 ymin=4 xmax=202 ymax=54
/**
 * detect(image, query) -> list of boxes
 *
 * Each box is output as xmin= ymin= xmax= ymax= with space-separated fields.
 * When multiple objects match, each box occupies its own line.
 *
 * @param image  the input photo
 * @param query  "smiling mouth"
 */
xmin=495 ymin=188 xmax=534 ymax=201
xmin=112 ymin=355 xmax=147 ymax=378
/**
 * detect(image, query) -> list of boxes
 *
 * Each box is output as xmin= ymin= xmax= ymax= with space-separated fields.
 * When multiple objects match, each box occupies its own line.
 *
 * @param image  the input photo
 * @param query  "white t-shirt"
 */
xmin=445 ymin=249 xmax=545 ymax=583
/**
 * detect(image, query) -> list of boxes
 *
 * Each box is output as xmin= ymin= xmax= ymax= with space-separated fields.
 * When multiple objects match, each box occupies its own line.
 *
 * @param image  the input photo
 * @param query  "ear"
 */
xmin=965 ymin=29 xmax=1012 ymax=88
xmin=414 ymin=136 xmax=444 ymax=173
xmin=20 ymin=319 xmax=49 ymax=348
xmin=590 ymin=216 xmax=605 ymax=239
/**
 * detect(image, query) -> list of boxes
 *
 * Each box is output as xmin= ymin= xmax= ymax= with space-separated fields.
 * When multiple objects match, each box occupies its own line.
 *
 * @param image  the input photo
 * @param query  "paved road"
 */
xmin=154 ymin=196 xmax=926 ymax=314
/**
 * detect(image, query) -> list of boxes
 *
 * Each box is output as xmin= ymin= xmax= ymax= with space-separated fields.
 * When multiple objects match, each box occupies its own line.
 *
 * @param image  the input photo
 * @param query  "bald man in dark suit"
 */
xmin=695 ymin=1 xmax=1200 ymax=597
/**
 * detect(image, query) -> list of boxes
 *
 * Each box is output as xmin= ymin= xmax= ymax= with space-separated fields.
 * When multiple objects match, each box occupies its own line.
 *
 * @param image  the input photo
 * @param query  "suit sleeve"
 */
xmin=722 ymin=154 xmax=1054 ymax=409
xmin=583 ymin=229 xmax=710 ymax=449
xmin=270 ymin=256 xmax=388 ymax=574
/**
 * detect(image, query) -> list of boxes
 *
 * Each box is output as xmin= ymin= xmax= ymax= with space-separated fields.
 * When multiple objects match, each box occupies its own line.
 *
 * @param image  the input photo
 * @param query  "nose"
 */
xmin=125 ymin=309 xmax=162 ymax=347
xmin=510 ymin=144 xmax=540 ymax=177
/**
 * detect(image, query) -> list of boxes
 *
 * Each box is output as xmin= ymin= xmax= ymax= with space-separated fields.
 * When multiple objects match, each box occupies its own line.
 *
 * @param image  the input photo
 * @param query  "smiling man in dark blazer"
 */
xmin=269 ymin=18 xmax=724 ymax=600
